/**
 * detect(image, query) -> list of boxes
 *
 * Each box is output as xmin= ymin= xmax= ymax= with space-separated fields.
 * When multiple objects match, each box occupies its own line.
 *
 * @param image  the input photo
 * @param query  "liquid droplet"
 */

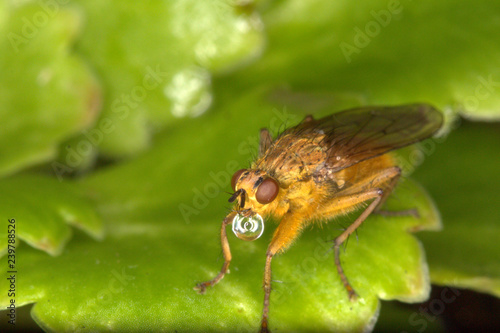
xmin=232 ymin=214 xmax=264 ymax=241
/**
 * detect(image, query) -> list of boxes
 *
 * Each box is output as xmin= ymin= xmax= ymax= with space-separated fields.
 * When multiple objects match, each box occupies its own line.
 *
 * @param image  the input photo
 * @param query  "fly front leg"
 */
xmin=194 ymin=212 xmax=236 ymax=294
xmin=261 ymin=252 xmax=273 ymax=333
xmin=260 ymin=212 xmax=306 ymax=333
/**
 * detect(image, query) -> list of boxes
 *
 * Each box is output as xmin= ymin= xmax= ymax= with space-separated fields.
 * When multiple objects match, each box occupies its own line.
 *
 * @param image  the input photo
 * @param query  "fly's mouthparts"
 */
xmin=228 ymin=188 xmax=246 ymax=209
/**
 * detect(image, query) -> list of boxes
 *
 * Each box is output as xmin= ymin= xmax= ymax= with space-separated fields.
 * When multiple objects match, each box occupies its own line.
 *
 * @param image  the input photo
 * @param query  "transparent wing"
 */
xmin=279 ymin=103 xmax=443 ymax=173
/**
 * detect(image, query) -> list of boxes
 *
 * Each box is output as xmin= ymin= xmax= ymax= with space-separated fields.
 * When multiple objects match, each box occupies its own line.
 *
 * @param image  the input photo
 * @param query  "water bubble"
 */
xmin=232 ymin=214 xmax=264 ymax=241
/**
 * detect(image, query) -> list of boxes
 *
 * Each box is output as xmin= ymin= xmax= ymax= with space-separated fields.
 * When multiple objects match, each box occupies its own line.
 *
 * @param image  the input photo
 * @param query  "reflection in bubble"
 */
xmin=232 ymin=213 xmax=264 ymax=241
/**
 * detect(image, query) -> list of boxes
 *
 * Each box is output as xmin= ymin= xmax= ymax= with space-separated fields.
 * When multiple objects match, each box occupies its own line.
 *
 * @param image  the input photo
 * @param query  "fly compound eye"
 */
xmin=232 ymin=214 xmax=264 ymax=241
xmin=231 ymin=169 xmax=246 ymax=191
xmin=255 ymin=177 xmax=279 ymax=204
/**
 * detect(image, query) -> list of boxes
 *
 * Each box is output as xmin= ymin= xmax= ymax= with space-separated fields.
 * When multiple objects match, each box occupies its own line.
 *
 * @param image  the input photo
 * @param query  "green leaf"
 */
xmin=413 ymin=121 xmax=500 ymax=297
xmin=0 ymin=2 xmax=101 ymax=177
xmin=0 ymin=175 xmax=103 ymax=256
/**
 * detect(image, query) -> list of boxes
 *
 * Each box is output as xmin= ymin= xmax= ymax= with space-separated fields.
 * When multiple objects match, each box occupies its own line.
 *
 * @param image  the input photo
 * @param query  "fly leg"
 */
xmin=321 ymin=166 xmax=401 ymax=300
xmin=331 ymin=189 xmax=383 ymax=300
xmin=260 ymin=212 xmax=306 ymax=333
xmin=194 ymin=212 xmax=236 ymax=293
xmin=372 ymin=167 xmax=419 ymax=218
xmin=259 ymin=129 xmax=273 ymax=157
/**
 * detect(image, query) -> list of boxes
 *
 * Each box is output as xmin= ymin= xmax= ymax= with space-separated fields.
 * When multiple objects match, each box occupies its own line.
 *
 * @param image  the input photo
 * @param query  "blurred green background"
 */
xmin=0 ymin=0 xmax=499 ymax=332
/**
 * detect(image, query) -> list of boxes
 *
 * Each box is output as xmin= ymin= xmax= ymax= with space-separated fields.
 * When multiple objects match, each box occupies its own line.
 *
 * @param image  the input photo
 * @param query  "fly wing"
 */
xmin=280 ymin=103 xmax=443 ymax=173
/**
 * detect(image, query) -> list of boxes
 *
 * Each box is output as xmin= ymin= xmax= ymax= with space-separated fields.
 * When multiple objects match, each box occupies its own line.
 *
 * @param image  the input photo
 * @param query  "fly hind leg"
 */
xmin=321 ymin=166 xmax=401 ymax=300
xmin=372 ymin=166 xmax=419 ymax=218
xmin=329 ymin=188 xmax=384 ymax=300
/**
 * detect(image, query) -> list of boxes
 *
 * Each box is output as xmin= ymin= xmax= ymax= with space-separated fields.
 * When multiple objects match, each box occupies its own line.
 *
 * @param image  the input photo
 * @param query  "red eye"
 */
xmin=256 ymin=178 xmax=279 ymax=204
xmin=231 ymin=169 xmax=246 ymax=191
